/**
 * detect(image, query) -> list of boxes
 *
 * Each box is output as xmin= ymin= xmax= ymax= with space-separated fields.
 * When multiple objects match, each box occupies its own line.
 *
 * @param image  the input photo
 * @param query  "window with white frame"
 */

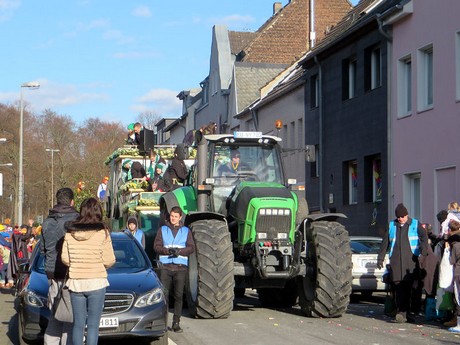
xmin=403 ymin=173 xmax=421 ymax=220
xmin=349 ymin=160 xmax=358 ymax=205
xmin=397 ymin=55 xmax=412 ymax=117
xmin=417 ymin=44 xmax=433 ymax=111
xmin=456 ymin=31 xmax=460 ymax=101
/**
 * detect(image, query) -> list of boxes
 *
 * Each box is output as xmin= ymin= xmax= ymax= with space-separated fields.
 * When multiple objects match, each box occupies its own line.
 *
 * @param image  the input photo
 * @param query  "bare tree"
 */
xmin=136 ymin=111 xmax=162 ymax=131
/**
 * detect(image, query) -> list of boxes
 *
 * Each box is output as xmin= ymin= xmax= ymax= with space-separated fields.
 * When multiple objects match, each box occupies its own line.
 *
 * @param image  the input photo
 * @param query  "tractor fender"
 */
xmin=185 ymin=211 xmax=226 ymax=228
xmin=302 ymin=212 xmax=347 ymax=223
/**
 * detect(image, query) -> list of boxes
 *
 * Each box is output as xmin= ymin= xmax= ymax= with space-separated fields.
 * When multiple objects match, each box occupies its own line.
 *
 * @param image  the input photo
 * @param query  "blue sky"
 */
xmin=0 ymin=0 xmax=357 ymax=127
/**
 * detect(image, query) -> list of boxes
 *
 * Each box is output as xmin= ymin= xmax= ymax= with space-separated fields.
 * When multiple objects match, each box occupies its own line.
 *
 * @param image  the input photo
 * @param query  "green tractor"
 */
xmin=159 ymin=131 xmax=352 ymax=319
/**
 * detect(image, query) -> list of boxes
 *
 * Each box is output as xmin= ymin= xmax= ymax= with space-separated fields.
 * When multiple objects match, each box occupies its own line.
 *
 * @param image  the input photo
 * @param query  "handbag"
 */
xmin=54 ymin=282 xmax=73 ymax=323
xmin=439 ymin=247 xmax=453 ymax=289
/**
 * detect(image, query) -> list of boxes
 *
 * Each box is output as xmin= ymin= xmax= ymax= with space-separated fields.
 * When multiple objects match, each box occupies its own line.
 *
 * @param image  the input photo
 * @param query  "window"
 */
xmin=364 ymin=155 xmax=382 ymax=202
xmin=310 ymin=145 xmax=319 ymax=178
xmin=310 ymin=74 xmax=319 ymax=108
xmin=403 ymin=173 xmax=421 ymax=220
xmin=365 ymin=46 xmax=382 ymax=91
xmin=297 ymin=118 xmax=303 ymax=148
xmin=342 ymin=57 xmax=357 ymax=100
xmin=456 ymin=31 xmax=460 ymax=101
xmin=417 ymin=44 xmax=433 ymax=111
xmin=348 ymin=160 xmax=358 ymax=204
xmin=397 ymin=55 xmax=412 ymax=116
xmin=289 ymin=121 xmax=295 ymax=148
xmin=200 ymin=78 xmax=209 ymax=105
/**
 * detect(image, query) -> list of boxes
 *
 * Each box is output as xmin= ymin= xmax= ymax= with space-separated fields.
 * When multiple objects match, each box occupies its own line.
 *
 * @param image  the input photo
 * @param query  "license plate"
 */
xmin=359 ymin=259 xmax=377 ymax=268
xmin=99 ymin=317 xmax=119 ymax=328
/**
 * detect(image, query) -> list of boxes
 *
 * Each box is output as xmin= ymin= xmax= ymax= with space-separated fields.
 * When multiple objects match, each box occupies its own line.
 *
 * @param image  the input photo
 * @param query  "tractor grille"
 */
xmin=102 ymin=293 xmax=134 ymax=315
xmin=256 ymin=208 xmax=292 ymax=239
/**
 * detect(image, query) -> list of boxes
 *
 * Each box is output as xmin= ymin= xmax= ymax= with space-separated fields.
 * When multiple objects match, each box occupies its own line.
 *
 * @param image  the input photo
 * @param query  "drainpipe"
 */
xmin=251 ymin=107 xmax=259 ymax=131
xmin=376 ymin=9 xmax=395 ymax=222
xmin=314 ymin=55 xmax=323 ymax=212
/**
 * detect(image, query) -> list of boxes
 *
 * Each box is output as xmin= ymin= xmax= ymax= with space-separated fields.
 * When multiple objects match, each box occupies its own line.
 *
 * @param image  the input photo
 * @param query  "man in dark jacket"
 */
xmin=377 ymin=203 xmax=429 ymax=323
xmin=154 ymin=206 xmax=195 ymax=333
xmin=40 ymin=187 xmax=79 ymax=344
xmin=164 ymin=144 xmax=188 ymax=191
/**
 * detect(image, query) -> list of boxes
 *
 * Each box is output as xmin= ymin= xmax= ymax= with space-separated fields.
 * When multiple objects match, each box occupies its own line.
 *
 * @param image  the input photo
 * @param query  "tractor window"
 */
xmin=212 ymin=145 xmax=283 ymax=185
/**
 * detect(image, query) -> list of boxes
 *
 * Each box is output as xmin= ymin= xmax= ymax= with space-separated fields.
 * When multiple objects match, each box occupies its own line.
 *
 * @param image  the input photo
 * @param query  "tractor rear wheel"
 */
xmin=297 ymin=221 xmax=352 ymax=317
xmin=186 ymin=219 xmax=234 ymax=319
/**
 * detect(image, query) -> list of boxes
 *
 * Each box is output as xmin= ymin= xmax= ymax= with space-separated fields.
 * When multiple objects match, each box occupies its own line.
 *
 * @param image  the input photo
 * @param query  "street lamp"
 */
xmin=17 ymin=81 xmax=40 ymax=225
xmin=45 ymin=148 xmax=60 ymax=207
xmin=0 ymin=163 xmax=13 ymax=167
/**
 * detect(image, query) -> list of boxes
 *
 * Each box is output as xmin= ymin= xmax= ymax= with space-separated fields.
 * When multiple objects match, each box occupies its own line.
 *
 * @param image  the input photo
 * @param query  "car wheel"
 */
xmin=17 ymin=312 xmax=29 ymax=345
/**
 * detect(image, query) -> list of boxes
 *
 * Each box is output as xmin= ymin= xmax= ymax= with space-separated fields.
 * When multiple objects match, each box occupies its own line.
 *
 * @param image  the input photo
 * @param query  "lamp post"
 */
xmin=45 ymin=148 xmax=60 ymax=207
xmin=17 ymin=81 xmax=40 ymax=225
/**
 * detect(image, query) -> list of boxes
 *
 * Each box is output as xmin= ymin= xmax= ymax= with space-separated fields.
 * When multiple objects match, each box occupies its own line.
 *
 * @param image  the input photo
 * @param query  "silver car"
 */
xmin=350 ymin=236 xmax=389 ymax=296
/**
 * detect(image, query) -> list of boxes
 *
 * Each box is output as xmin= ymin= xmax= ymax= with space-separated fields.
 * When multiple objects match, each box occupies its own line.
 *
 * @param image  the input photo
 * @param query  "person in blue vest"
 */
xmin=377 ymin=203 xmax=429 ymax=323
xmin=124 ymin=216 xmax=145 ymax=249
xmin=153 ymin=206 xmax=195 ymax=333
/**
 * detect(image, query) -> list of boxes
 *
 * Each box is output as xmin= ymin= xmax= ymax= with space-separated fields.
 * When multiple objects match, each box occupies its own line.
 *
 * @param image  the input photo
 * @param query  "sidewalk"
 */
xmin=1 ymin=287 xmax=18 ymax=345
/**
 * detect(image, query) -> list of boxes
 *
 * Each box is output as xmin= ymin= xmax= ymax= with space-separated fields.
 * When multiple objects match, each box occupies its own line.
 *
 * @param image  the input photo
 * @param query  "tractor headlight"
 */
xmin=257 ymin=233 xmax=267 ymax=239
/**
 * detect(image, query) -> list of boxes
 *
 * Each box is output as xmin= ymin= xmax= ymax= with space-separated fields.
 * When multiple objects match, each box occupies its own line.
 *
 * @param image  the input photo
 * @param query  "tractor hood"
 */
xmin=228 ymin=182 xmax=295 ymax=220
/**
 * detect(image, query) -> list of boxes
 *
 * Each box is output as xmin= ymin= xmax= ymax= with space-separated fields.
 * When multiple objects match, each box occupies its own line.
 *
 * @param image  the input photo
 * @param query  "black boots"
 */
xmin=172 ymin=322 xmax=183 ymax=333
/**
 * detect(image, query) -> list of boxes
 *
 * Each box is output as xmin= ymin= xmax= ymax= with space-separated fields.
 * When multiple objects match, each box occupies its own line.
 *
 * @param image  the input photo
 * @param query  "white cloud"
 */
xmin=133 ymin=88 xmax=181 ymax=116
xmin=132 ymin=5 xmax=151 ymax=18
xmin=210 ymin=14 xmax=255 ymax=27
xmin=0 ymin=0 xmax=20 ymax=21
xmin=102 ymin=29 xmax=134 ymax=44
xmin=3 ymin=79 xmax=109 ymax=111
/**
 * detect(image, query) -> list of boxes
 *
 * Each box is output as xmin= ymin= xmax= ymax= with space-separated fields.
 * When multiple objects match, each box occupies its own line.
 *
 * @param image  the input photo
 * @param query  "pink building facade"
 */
xmin=386 ymin=0 xmax=460 ymax=230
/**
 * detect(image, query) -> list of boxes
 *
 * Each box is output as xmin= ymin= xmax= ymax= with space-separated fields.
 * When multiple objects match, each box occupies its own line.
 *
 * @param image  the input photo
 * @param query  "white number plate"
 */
xmin=99 ymin=317 xmax=119 ymax=328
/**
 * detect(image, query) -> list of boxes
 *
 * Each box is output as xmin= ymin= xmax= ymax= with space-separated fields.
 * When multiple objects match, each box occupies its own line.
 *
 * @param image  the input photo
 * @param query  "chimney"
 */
xmin=273 ymin=2 xmax=282 ymax=15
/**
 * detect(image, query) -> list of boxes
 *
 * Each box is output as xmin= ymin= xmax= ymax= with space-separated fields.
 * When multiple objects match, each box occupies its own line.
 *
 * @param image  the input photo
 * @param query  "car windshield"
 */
xmin=33 ymin=237 xmax=149 ymax=274
xmin=350 ymin=239 xmax=385 ymax=254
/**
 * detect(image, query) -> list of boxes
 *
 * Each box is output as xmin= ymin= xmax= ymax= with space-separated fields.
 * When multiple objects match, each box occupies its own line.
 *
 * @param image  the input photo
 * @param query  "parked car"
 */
xmin=350 ymin=236 xmax=389 ymax=296
xmin=15 ymin=231 xmax=168 ymax=345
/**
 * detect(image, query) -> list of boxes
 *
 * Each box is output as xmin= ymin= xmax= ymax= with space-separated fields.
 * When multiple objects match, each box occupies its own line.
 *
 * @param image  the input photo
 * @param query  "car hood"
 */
xmin=107 ymin=269 xmax=161 ymax=293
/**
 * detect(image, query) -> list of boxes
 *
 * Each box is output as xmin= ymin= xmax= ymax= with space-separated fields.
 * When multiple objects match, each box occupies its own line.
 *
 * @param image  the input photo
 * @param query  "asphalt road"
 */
xmin=3 ymin=287 xmax=460 ymax=345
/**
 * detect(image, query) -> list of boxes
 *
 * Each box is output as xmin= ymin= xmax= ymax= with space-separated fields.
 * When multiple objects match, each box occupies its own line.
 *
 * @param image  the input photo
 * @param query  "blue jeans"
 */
xmin=70 ymin=288 xmax=106 ymax=345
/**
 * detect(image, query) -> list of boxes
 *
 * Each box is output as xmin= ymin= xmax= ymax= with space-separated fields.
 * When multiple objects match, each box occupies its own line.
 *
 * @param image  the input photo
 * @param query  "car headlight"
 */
xmin=135 ymin=288 xmax=164 ymax=308
xmin=24 ymin=290 xmax=47 ymax=308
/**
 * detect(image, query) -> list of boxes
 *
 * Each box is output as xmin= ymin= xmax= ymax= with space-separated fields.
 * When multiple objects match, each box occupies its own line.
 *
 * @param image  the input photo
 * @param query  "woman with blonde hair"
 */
xmin=61 ymin=197 xmax=115 ymax=345
xmin=441 ymin=202 xmax=460 ymax=238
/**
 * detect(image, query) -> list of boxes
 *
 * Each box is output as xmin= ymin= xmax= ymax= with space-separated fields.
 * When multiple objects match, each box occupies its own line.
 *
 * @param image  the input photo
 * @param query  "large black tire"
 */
xmin=295 ymin=197 xmax=309 ymax=226
xmin=186 ymin=219 xmax=235 ymax=319
xmin=298 ymin=221 xmax=352 ymax=318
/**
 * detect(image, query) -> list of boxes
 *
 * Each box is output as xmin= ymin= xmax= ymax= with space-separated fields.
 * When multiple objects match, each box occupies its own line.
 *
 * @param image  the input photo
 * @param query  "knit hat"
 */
xmin=127 ymin=216 xmax=137 ymax=226
xmin=127 ymin=123 xmax=135 ymax=131
xmin=395 ymin=203 xmax=408 ymax=218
